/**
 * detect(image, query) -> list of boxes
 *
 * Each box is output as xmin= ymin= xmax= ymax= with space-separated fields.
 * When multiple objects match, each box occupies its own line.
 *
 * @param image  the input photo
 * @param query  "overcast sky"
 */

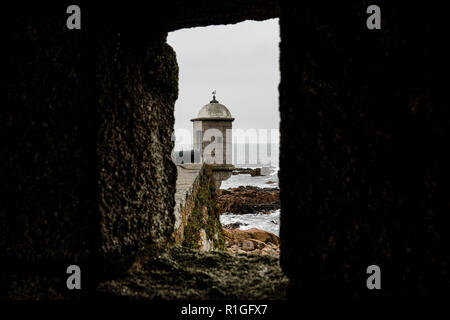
xmin=168 ymin=18 xmax=280 ymax=147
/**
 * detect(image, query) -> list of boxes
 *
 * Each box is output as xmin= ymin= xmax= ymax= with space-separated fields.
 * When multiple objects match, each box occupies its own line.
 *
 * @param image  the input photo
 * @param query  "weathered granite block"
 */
xmin=95 ymin=30 xmax=178 ymax=266
xmin=1 ymin=6 xmax=96 ymax=299
xmin=279 ymin=1 xmax=450 ymax=298
xmin=173 ymin=164 xmax=224 ymax=251
xmin=1 ymin=4 xmax=179 ymax=298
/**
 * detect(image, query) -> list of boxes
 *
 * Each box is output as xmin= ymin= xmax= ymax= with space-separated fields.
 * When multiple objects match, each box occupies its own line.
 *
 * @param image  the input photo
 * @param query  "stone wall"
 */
xmin=96 ymin=30 xmax=178 ymax=268
xmin=201 ymin=120 xmax=233 ymax=165
xmin=173 ymin=164 xmax=224 ymax=251
xmin=1 ymin=3 xmax=179 ymax=298
xmin=1 ymin=4 xmax=96 ymax=299
xmin=279 ymin=1 xmax=450 ymax=298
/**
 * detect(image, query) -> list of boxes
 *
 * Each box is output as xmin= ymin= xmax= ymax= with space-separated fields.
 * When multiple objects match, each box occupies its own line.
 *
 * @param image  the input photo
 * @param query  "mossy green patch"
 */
xmin=182 ymin=165 xmax=225 ymax=250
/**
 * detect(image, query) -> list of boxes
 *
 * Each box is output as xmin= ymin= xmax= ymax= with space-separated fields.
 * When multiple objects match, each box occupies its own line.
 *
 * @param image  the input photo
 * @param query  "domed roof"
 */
xmin=191 ymin=96 xmax=234 ymax=121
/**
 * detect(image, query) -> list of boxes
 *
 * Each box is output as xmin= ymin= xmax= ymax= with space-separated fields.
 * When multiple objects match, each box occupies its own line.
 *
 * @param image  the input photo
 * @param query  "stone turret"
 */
xmin=191 ymin=93 xmax=234 ymax=166
xmin=191 ymin=92 xmax=235 ymax=187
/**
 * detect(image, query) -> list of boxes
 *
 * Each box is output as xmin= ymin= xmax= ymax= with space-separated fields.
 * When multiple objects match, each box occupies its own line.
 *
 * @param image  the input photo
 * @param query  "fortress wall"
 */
xmin=279 ymin=2 xmax=450 ymax=298
xmin=174 ymin=164 xmax=224 ymax=251
xmin=1 ymin=6 xmax=97 ymax=299
xmin=173 ymin=164 xmax=203 ymax=243
xmin=1 ymin=4 xmax=180 ymax=298
xmin=95 ymin=30 xmax=178 ymax=268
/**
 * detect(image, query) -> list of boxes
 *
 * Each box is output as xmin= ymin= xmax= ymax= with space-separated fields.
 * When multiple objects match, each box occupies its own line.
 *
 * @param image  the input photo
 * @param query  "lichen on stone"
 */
xmin=182 ymin=165 xmax=225 ymax=251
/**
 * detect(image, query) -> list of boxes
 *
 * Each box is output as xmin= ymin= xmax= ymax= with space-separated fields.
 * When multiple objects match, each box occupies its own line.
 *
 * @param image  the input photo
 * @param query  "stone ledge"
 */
xmin=96 ymin=246 xmax=287 ymax=299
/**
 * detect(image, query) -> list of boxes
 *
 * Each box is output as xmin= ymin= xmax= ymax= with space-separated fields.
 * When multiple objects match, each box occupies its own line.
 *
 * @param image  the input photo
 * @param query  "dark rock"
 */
xmin=96 ymin=32 xmax=178 ymax=265
xmin=223 ymin=222 xmax=248 ymax=229
xmin=279 ymin=1 xmax=450 ymax=298
xmin=1 ymin=4 xmax=179 ymax=298
xmin=217 ymin=186 xmax=280 ymax=214
xmin=232 ymin=168 xmax=253 ymax=175
xmin=232 ymin=167 xmax=264 ymax=176
xmin=97 ymin=246 xmax=287 ymax=299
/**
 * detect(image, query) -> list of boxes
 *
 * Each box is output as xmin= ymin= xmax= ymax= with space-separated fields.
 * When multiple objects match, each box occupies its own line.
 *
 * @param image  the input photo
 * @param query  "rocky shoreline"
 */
xmin=217 ymin=185 xmax=280 ymax=256
xmin=216 ymin=186 xmax=280 ymax=215
xmin=232 ymin=167 xmax=275 ymax=176
xmin=223 ymin=227 xmax=280 ymax=256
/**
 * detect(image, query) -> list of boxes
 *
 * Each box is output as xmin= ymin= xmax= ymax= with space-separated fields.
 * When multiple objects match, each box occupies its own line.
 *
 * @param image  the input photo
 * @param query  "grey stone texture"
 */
xmin=174 ymin=164 xmax=225 ymax=250
xmin=279 ymin=1 xmax=450 ymax=298
xmin=96 ymin=30 xmax=178 ymax=266
xmin=173 ymin=164 xmax=202 ymax=241
xmin=2 ymin=3 xmax=180 ymax=298
xmin=199 ymin=121 xmax=233 ymax=165
xmin=193 ymin=100 xmax=234 ymax=120
xmin=1 ymin=5 xmax=97 ymax=299
xmin=192 ymin=98 xmax=234 ymax=165
xmin=96 ymin=246 xmax=288 ymax=299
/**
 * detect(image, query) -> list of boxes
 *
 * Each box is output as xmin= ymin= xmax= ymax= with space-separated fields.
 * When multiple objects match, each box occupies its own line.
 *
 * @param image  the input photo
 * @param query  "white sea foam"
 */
xmin=220 ymin=173 xmax=278 ymax=189
xmin=219 ymin=162 xmax=280 ymax=235
xmin=220 ymin=210 xmax=280 ymax=237
xmin=269 ymin=166 xmax=279 ymax=176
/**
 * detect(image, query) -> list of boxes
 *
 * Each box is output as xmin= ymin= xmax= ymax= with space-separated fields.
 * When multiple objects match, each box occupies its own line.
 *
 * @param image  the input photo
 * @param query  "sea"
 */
xmin=219 ymin=143 xmax=280 ymax=237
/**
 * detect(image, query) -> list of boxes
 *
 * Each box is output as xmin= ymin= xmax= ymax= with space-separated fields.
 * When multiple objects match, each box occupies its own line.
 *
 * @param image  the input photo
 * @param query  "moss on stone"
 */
xmin=182 ymin=165 xmax=224 ymax=250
